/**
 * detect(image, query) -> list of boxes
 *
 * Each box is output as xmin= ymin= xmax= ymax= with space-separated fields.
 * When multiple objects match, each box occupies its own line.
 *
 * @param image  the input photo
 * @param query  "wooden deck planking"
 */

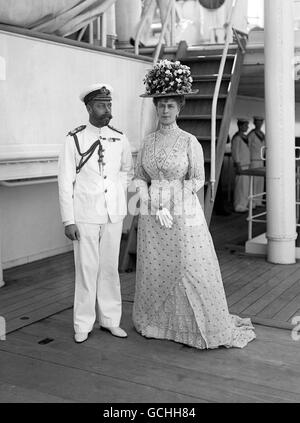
xmin=0 ymin=279 xmax=61 ymax=301
xmin=0 ymin=267 xmax=74 ymax=302
xmin=223 ymin=258 xmax=273 ymax=292
xmin=2 ymin=212 xmax=300 ymax=403
xmin=1 ymin=251 xmax=300 ymax=333
xmin=242 ymin=273 xmax=300 ymax=318
xmin=272 ymin=292 xmax=300 ymax=322
xmin=1 ymin=209 xmax=299 ymax=334
xmin=0 ymin=350 xmax=201 ymax=403
xmin=7 ymin=303 xmax=73 ymax=334
xmin=0 ymin=308 xmax=210 ymax=403
xmin=258 ymin=284 xmax=300 ymax=320
xmin=0 ymin=282 xmax=74 ymax=315
xmin=294 ymin=309 xmax=300 ymax=318
xmin=219 ymin=255 xmax=259 ymax=279
xmin=0 ymin=381 xmax=75 ymax=403
xmin=3 ymin=261 xmax=74 ymax=289
xmin=226 ymin=264 xmax=298 ymax=307
xmin=228 ymin=266 xmax=299 ymax=315
xmin=1 ymin=304 xmax=300 ymax=403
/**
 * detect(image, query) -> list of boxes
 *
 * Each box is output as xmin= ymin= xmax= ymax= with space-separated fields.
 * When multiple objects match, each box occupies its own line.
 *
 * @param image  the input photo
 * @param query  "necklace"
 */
xmin=154 ymin=127 xmax=181 ymax=181
xmin=159 ymin=121 xmax=179 ymax=135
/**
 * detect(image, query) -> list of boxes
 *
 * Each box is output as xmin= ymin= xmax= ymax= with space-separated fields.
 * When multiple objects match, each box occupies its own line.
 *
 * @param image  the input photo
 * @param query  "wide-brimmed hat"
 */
xmin=140 ymin=59 xmax=198 ymax=98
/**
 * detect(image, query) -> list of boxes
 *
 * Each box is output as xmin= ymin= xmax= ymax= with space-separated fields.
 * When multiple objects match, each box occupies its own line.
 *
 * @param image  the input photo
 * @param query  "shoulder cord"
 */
xmin=73 ymin=134 xmax=104 ymax=174
xmin=255 ymin=130 xmax=265 ymax=141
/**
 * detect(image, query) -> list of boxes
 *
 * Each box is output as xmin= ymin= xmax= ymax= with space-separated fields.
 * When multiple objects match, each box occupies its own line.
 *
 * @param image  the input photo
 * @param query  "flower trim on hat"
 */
xmin=143 ymin=60 xmax=194 ymax=96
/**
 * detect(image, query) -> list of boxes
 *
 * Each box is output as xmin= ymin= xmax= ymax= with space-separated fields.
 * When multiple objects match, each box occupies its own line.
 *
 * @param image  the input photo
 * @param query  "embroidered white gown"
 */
xmin=133 ymin=123 xmax=256 ymax=349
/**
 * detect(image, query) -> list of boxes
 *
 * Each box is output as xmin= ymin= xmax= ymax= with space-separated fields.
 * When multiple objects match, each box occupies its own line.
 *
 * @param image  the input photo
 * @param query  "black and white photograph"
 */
xmin=0 ymin=0 xmax=300 ymax=410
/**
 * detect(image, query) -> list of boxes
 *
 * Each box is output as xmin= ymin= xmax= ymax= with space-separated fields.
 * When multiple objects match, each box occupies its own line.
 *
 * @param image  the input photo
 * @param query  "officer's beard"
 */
xmin=91 ymin=113 xmax=112 ymax=128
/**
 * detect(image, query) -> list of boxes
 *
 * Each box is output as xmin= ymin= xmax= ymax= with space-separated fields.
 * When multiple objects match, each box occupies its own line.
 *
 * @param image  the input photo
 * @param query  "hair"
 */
xmin=153 ymin=95 xmax=186 ymax=111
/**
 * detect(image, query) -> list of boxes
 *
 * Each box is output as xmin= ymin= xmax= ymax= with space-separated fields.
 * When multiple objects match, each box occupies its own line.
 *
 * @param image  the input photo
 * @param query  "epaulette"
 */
xmin=108 ymin=125 xmax=123 ymax=135
xmin=67 ymin=125 xmax=86 ymax=137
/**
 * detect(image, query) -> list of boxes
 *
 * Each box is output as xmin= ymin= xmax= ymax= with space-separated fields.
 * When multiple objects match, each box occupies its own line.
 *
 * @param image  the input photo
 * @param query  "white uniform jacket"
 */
xmin=248 ymin=129 xmax=265 ymax=163
xmin=58 ymin=123 xmax=134 ymax=226
xmin=231 ymin=133 xmax=250 ymax=169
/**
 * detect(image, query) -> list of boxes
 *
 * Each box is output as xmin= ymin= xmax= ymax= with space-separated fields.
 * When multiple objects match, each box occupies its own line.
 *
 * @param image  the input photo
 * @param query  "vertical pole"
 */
xmin=0 ymin=265 xmax=4 ymax=288
xmin=96 ymin=16 xmax=101 ymax=42
xmin=89 ymin=21 xmax=94 ymax=44
xmin=265 ymin=0 xmax=297 ymax=264
xmin=248 ymin=175 xmax=254 ymax=241
xmin=115 ymin=0 xmax=142 ymax=48
xmin=171 ymin=0 xmax=176 ymax=46
xmin=101 ymin=13 xmax=107 ymax=47
xmin=106 ymin=3 xmax=117 ymax=48
xmin=0 ymin=225 xmax=5 ymax=287
xmin=297 ymin=167 xmax=300 ymax=221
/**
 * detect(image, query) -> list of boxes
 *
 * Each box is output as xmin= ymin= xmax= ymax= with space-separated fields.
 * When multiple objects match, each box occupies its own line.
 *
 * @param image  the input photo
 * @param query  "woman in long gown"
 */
xmin=133 ymin=60 xmax=255 ymax=349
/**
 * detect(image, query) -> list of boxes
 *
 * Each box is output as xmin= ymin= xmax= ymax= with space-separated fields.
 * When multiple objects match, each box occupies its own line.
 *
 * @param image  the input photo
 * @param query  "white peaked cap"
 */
xmin=79 ymin=83 xmax=114 ymax=103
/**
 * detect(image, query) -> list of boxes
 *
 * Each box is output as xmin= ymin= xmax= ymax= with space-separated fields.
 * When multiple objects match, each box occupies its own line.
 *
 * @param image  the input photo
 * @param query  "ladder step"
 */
xmin=136 ymin=47 xmax=155 ymax=53
xmin=187 ymin=94 xmax=227 ymax=100
xmin=122 ymin=46 xmax=154 ymax=54
xmin=178 ymin=115 xmax=223 ymax=120
xmin=192 ymin=74 xmax=231 ymax=81
xmin=182 ymin=55 xmax=235 ymax=62
xmin=187 ymin=44 xmax=238 ymax=55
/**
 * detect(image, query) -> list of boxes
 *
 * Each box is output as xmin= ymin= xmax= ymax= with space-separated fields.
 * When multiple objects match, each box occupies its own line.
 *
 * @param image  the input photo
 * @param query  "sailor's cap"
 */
xmin=253 ymin=115 xmax=264 ymax=121
xmin=237 ymin=118 xmax=249 ymax=124
xmin=79 ymin=83 xmax=113 ymax=105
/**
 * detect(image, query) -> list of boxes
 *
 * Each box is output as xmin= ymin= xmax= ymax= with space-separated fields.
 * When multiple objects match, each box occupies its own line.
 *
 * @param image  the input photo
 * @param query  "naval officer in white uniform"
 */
xmin=231 ymin=118 xmax=250 ymax=213
xmin=248 ymin=116 xmax=265 ymax=207
xmin=58 ymin=83 xmax=134 ymax=343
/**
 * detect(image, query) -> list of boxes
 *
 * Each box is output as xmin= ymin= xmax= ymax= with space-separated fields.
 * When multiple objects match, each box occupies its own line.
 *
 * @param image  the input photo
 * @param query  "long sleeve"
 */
xmin=231 ymin=135 xmax=241 ymax=164
xmin=185 ymin=136 xmax=205 ymax=193
xmin=134 ymin=142 xmax=151 ymax=204
xmin=247 ymin=131 xmax=254 ymax=156
xmin=231 ymin=134 xmax=250 ymax=167
xmin=120 ymin=134 xmax=134 ymax=190
xmin=248 ymin=131 xmax=265 ymax=161
xmin=57 ymin=136 xmax=76 ymax=226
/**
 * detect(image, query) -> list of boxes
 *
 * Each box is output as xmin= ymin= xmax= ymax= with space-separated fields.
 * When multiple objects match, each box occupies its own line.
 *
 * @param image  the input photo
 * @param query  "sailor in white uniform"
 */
xmin=231 ymin=118 xmax=250 ymax=213
xmin=248 ymin=116 xmax=265 ymax=207
xmin=58 ymin=83 xmax=134 ymax=343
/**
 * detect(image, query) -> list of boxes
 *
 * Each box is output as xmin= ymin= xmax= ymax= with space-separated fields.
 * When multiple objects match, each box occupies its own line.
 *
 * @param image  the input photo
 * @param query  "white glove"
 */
xmin=155 ymin=208 xmax=173 ymax=229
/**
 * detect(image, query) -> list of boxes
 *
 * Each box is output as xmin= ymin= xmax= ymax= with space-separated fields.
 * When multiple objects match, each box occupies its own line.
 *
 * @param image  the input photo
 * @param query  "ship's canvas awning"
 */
xmin=0 ymin=0 xmax=116 ymax=36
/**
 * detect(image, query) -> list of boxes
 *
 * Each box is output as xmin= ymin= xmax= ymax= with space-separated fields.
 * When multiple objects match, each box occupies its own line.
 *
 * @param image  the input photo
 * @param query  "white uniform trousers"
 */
xmin=73 ymin=221 xmax=123 ymax=334
xmin=250 ymin=160 xmax=264 ymax=207
xmin=234 ymin=174 xmax=250 ymax=211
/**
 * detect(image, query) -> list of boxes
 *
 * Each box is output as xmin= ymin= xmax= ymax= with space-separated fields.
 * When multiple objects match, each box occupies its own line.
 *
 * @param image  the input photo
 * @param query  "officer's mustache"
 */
xmin=95 ymin=113 xmax=112 ymax=124
xmin=99 ymin=113 xmax=112 ymax=121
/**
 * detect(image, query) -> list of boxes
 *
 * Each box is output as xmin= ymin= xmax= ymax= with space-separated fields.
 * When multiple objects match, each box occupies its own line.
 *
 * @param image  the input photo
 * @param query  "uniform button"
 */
xmin=104 ymin=176 xmax=107 ymax=179
xmin=105 ymin=189 xmax=108 ymax=193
